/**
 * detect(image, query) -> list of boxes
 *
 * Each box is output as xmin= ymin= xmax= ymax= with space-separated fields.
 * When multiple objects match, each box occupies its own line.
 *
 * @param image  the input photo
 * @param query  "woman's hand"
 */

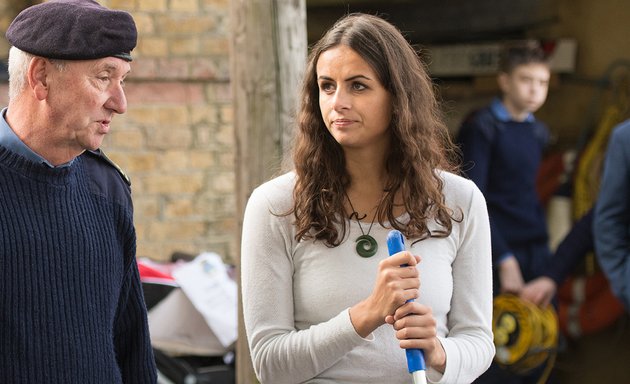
xmin=386 ymin=302 xmax=446 ymax=373
xmin=349 ymin=252 xmax=420 ymax=338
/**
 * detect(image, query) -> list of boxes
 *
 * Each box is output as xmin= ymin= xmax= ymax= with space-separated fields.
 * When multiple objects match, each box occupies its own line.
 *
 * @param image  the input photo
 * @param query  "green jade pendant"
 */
xmin=355 ymin=234 xmax=378 ymax=257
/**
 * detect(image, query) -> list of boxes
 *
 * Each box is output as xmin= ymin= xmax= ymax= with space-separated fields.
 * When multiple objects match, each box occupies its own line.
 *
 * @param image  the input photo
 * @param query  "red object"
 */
xmin=138 ymin=261 xmax=176 ymax=283
xmin=558 ymin=271 xmax=625 ymax=338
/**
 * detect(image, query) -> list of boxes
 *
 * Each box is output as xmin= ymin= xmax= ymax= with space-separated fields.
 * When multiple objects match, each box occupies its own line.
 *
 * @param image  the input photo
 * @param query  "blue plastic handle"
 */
xmin=386 ymin=230 xmax=426 ymax=374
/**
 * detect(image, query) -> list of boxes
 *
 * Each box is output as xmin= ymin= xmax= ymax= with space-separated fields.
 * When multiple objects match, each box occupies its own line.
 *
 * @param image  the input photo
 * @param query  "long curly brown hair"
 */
xmin=290 ymin=13 xmax=460 ymax=247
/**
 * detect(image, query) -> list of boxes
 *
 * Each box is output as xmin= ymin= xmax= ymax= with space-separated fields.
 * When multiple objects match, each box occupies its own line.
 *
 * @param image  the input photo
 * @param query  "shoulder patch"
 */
xmin=86 ymin=149 xmax=131 ymax=186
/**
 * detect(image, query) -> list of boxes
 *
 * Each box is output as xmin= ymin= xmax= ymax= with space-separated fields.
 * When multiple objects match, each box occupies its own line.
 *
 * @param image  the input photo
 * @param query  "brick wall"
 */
xmin=104 ymin=0 xmax=236 ymax=262
xmin=1 ymin=0 xmax=237 ymax=263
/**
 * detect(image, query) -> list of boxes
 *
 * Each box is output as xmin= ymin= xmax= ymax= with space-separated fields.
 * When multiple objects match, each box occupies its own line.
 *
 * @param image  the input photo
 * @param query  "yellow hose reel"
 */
xmin=493 ymin=294 xmax=559 ymax=376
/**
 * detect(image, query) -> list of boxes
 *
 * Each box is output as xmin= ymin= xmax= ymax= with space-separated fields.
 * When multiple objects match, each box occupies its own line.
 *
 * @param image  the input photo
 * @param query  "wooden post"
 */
xmin=230 ymin=1 xmax=307 ymax=383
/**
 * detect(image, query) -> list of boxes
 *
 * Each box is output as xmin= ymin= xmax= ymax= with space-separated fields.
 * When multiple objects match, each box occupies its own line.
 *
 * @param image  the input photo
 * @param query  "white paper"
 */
xmin=148 ymin=289 xmax=229 ymax=356
xmin=172 ymin=252 xmax=238 ymax=347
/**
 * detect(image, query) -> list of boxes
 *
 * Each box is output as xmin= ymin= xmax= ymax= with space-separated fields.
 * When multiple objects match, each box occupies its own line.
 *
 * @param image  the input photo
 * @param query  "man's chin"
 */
xmin=83 ymin=140 xmax=105 ymax=153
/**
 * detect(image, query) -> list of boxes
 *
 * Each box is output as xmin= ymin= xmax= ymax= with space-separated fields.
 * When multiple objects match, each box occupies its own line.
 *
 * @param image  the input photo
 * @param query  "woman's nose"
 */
xmin=332 ymin=88 xmax=351 ymax=111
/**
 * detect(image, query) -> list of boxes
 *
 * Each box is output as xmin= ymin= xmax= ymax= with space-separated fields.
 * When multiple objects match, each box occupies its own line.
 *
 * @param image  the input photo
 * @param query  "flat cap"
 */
xmin=6 ymin=0 xmax=137 ymax=62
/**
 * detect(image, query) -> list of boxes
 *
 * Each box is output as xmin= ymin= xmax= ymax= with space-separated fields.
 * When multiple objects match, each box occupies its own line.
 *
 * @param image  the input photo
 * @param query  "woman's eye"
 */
xmin=352 ymin=82 xmax=366 ymax=91
xmin=320 ymin=82 xmax=335 ymax=93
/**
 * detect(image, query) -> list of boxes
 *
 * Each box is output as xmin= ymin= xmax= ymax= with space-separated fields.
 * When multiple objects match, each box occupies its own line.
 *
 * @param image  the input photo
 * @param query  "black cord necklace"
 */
xmin=345 ymin=193 xmax=379 ymax=258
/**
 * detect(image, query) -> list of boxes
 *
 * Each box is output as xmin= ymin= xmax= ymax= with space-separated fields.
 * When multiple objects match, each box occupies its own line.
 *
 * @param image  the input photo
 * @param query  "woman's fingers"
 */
xmin=392 ymin=302 xmax=431 ymax=323
xmin=392 ymin=303 xmax=438 ymax=349
xmin=382 ymin=251 xmax=421 ymax=268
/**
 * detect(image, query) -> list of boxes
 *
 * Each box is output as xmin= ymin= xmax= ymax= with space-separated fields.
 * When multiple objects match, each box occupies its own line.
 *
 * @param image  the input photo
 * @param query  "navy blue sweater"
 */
xmin=457 ymin=105 xmax=550 ymax=264
xmin=0 ymin=146 xmax=156 ymax=383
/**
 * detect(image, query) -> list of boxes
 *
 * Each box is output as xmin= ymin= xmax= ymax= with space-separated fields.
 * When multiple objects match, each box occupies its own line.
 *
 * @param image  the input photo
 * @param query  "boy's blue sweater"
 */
xmin=0 ymin=146 xmax=156 ymax=383
xmin=457 ymin=102 xmax=550 ymax=265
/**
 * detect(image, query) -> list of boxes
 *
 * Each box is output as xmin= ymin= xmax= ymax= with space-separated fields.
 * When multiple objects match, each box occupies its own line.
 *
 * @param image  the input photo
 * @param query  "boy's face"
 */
xmin=498 ymin=62 xmax=550 ymax=118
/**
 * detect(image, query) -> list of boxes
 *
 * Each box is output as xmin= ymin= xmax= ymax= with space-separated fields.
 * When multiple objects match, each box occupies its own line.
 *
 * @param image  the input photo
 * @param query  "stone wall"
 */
xmin=1 ymin=0 xmax=237 ymax=263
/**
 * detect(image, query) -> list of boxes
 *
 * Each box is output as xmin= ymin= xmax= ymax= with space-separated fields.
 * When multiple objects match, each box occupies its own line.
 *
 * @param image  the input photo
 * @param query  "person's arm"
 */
xmin=428 ymin=181 xmax=495 ymax=383
xmin=458 ymin=115 xmax=523 ymax=290
xmin=457 ymin=115 xmax=492 ymax=196
xmin=241 ymin=182 xmax=369 ymax=384
xmin=97 ymin=166 xmax=157 ymax=383
xmin=114 ymin=254 xmax=158 ymax=383
xmin=594 ymin=121 xmax=630 ymax=312
xmin=549 ymin=208 xmax=595 ymax=285
xmin=458 ymin=116 xmax=510 ymax=260
xmin=521 ymin=208 xmax=595 ymax=307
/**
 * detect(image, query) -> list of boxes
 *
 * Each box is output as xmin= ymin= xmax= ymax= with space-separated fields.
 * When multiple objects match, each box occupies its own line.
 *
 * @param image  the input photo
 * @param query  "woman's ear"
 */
xmin=28 ymin=57 xmax=50 ymax=101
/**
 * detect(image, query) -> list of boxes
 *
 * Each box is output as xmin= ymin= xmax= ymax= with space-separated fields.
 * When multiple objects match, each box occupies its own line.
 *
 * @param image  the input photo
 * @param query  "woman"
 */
xmin=241 ymin=13 xmax=494 ymax=384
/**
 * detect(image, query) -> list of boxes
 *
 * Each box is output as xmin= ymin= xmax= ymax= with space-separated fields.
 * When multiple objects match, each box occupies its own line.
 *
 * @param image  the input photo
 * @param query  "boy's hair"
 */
xmin=499 ymin=44 xmax=549 ymax=74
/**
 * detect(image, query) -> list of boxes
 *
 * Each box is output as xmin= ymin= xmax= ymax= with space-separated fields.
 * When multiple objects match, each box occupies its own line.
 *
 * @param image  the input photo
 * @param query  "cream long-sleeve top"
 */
xmin=241 ymin=171 xmax=494 ymax=384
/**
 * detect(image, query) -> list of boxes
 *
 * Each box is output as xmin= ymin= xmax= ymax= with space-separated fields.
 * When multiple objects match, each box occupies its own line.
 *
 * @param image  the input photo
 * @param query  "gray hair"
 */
xmin=8 ymin=46 xmax=67 ymax=100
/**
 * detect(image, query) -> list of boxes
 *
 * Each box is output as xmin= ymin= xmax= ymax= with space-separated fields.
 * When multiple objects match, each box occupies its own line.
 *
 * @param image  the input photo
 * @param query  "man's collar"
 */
xmin=0 ymin=108 xmax=73 ymax=168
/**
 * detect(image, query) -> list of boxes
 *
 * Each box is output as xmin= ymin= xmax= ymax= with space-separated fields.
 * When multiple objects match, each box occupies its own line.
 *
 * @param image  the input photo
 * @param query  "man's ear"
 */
xmin=28 ymin=57 xmax=50 ymax=101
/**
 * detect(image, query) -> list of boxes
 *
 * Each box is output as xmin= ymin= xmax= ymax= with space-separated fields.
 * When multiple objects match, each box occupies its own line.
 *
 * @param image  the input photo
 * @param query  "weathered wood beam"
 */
xmin=231 ymin=1 xmax=307 ymax=383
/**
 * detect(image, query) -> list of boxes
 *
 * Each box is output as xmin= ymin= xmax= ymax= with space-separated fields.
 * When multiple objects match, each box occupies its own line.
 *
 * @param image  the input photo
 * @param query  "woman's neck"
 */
xmin=344 ymin=159 xmax=387 ymax=219
xmin=341 ymin=139 xmax=396 ymax=218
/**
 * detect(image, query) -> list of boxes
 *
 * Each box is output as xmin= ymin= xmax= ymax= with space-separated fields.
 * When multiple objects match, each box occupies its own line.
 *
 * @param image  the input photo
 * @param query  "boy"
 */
xmin=457 ymin=45 xmax=552 ymax=384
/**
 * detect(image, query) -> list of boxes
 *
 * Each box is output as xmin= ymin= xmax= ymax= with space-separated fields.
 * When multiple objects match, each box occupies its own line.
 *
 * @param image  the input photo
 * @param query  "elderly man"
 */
xmin=0 ymin=1 xmax=156 ymax=382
